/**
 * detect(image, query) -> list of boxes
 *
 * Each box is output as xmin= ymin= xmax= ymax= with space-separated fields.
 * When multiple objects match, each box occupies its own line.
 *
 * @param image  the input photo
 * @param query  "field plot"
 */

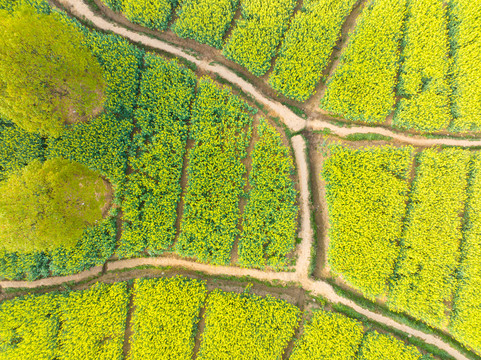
xmin=197 ymin=289 xmax=299 ymax=359
xmin=290 ymin=309 xmax=364 ymax=360
xmin=239 ymin=120 xmax=298 ymax=269
xmin=357 ymin=332 xmax=422 ymax=360
xmin=0 ymin=293 xmax=61 ymax=360
xmin=450 ymin=153 xmax=481 ymax=354
xmin=449 ymin=0 xmax=481 ymax=131
xmin=118 ymin=54 xmax=196 ymax=258
xmin=223 ymin=0 xmax=297 ymax=76
xmin=129 ymin=276 xmax=207 ymax=360
xmin=322 ymin=145 xmax=414 ymax=297
xmin=320 ymin=0 xmax=406 ymax=123
xmin=121 ymin=0 xmax=177 ymax=30
xmin=269 ymin=0 xmax=356 ymax=102
xmin=389 ymin=148 xmax=470 ymax=326
xmin=172 ymin=0 xmax=239 ymax=48
xmin=393 ymin=0 xmax=451 ymax=132
xmin=177 ymin=77 xmax=253 ymax=265
xmin=58 ymin=282 xmax=129 ymax=360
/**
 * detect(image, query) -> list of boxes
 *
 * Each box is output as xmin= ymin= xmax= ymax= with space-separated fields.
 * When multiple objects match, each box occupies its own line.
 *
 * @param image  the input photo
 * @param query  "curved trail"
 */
xmin=57 ymin=0 xmax=481 ymax=147
xmin=2 ymin=1 xmax=473 ymax=359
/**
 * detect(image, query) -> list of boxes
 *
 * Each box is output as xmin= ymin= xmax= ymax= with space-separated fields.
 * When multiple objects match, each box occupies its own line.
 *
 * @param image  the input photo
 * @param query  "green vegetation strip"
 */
xmin=118 ymin=54 xmax=196 ymax=258
xmin=177 ymin=77 xmax=253 ymax=264
xmin=239 ymin=119 xmax=298 ymax=269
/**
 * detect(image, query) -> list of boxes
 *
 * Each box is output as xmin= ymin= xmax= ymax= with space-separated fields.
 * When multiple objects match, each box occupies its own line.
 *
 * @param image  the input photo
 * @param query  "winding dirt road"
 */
xmin=56 ymin=0 xmax=481 ymax=148
xmin=1 ymin=1 xmax=475 ymax=359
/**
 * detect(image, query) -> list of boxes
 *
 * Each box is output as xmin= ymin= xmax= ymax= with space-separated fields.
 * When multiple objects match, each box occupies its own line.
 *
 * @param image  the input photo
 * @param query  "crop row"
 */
xmin=320 ymin=0 xmax=407 ymax=123
xmin=324 ymin=144 xmax=481 ymax=353
xmin=238 ymin=119 xmax=298 ymax=269
xmin=393 ymin=0 xmax=451 ymax=132
xmin=389 ymin=148 xmax=470 ymax=326
xmin=0 ymin=282 xmax=129 ymax=360
xmin=176 ymin=77 xmax=253 ymax=264
xmin=0 ymin=276 xmax=435 ymax=359
xmin=118 ymin=54 xmax=196 ymax=258
xmin=269 ymin=0 xmax=357 ymax=101
xmin=172 ymin=0 xmax=239 ymax=49
xmin=449 ymin=0 xmax=481 ymax=131
xmin=323 ymin=145 xmax=414 ymax=296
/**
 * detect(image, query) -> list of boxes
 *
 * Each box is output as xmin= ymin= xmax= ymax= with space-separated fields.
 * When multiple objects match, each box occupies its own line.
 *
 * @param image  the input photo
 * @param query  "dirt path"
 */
xmin=1 ymin=1 xmax=472 ymax=359
xmin=56 ymin=0 xmax=481 ymax=148
xmin=291 ymin=136 xmax=313 ymax=277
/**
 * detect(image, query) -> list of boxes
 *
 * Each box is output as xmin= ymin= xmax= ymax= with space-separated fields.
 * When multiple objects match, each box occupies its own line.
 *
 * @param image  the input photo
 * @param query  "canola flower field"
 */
xmin=99 ymin=0 xmax=481 ymax=134
xmin=0 ymin=275 xmax=443 ymax=359
xmin=2 ymin=0 xmax=481 ymax=359
xmin=0 ymin=0 xmax=300 ymax=279
xmin=323 ymin=143 xmax=481 ymax=354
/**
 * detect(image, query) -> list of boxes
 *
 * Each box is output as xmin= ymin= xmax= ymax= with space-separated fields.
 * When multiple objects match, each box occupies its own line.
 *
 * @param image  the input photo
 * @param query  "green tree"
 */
xmin=0 ymin=5 xmax=105 ymax=137
xmin=0 ymin=158 xmax=110 ymax=252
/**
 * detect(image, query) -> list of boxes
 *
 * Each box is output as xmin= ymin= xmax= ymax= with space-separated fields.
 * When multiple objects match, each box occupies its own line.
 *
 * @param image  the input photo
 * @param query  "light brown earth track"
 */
xmin=1 ymin=1 xmax=477 ymax=359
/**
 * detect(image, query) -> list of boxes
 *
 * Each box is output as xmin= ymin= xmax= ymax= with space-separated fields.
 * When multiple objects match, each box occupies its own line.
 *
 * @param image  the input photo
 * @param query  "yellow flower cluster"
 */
xmin=173 ymin=0 xmax=239 ymax=49
xmin=0 ymin=292 xmax=61 ymax=360
xmin=290 ymin=309 xmax=364 ymax=360
xmin=450 ymin=0 xmax=481 ymax=131
xmin=122 ymin=0 xmax=176 ymax=30
xmin=269 ymin=0 xmax=357 ymax=102
xmin=357 ymin=331 xmax=422 ymax=360
xmin=323 ymin=145 xmax=414 ymax=297
xmin=223 ymin=0 xmax=297 ymax=76
xmin=389 ymin=148 xmax=470 ymax=326
xmin=393 ymin=0 xmax=451 ymax=132
xmin=58 ymin=282 xmax=129 ymax=360
xmin=129 ymin=276 xmax=207 ymax=359
xmin=239 ymin=119 xmax=298 ymax=269
xmin=198 ymin=289 xmax=300 ymax=359
xmin=451 ymin=153 xmax=481 ymax=355
xmin=320 ymin=0 xmax=407 ymax=123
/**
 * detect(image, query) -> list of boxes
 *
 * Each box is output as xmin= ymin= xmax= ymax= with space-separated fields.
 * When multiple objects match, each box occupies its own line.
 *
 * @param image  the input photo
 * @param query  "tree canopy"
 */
xmin=0 ymin=5 xmax=105 ymax=137
xmin=0 ymin=158 xmax=110 ymax=252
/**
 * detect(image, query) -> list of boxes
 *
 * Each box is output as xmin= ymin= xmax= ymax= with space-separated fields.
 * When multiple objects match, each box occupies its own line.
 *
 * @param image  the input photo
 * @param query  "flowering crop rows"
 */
xmin=198 ymin=289 xmax=300 ymax=359
xmin=128 ymin=276 xmax=207 ymax=359
xmin=450 ymin=154 xmax=481 ymax=353
xmin=449 ymin=0 xmax=481 ymax=131
xmin=357 ymin=331 xmax=422 ymax=360
xmin=239 ymin=119 xmax=298 ymax=269
xmin=172 ymin=0 xmax=239 ymax=49
xmin=323 ymin=145 xmax=414 ymax=297
xmin=222 ymin=0 xmax=297 ymax=76
xmin=290 ymin=309 xmax=364 ymax=360
xmin=393 ymin=0 xmax=451 ymax=132
xmin=118 ymin=54 xmax=196 ymax=258
xmin=177 ymin=77 xmax=253 ymax=264
xmin=269 ymin=0 xmax=356 ymax=102
xmin=320 ymin=0 xmax=407 ymax=123
xmin=389 ymin=148 xmax=470 ymax=327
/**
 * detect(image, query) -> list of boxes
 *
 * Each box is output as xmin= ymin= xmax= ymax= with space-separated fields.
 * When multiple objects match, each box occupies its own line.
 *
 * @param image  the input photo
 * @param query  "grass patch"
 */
xmin=345 ymin=133 xmax=392 ymax=141
xmin=285 ymin=104 xmax=308 ymax=119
